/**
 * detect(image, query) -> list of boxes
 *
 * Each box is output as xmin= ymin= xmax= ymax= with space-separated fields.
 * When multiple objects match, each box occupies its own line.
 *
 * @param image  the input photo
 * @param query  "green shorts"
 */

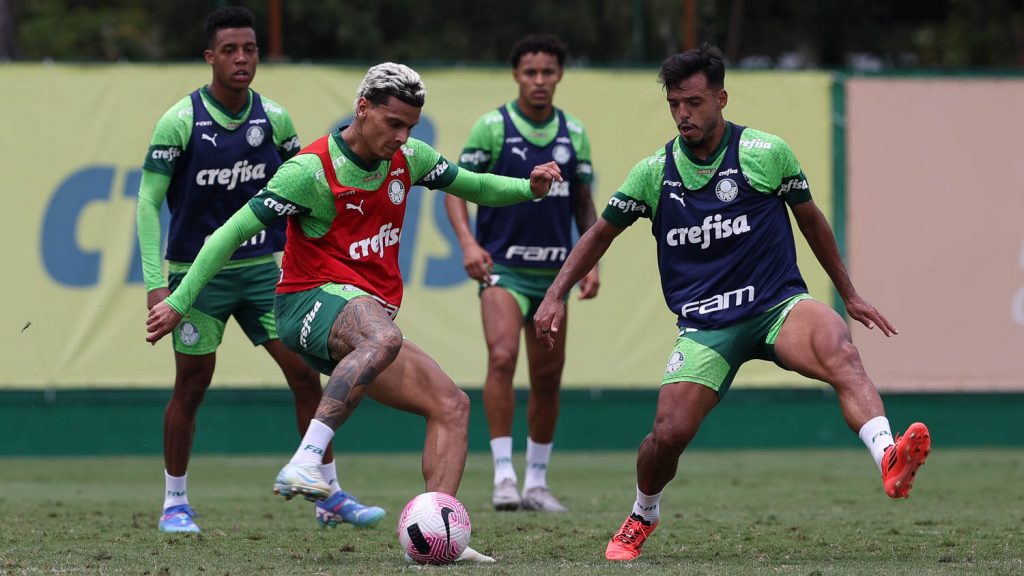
xmin=274 ymin=283 xmax=377 ymax=375
xmin=661 ymin=294 xmax=812 ymax=397
xmin=482 ymin=264 xmax=564 ymax=320
xmin=168 ymin=260 xmax=280 ymax=355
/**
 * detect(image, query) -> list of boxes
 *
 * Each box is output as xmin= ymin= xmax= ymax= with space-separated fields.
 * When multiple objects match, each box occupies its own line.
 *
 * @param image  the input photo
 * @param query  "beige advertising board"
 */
xmin=846 ymin=77 xmax=1024 ymax=391
xmin=1 ymin=64 xmax=832 ymax=388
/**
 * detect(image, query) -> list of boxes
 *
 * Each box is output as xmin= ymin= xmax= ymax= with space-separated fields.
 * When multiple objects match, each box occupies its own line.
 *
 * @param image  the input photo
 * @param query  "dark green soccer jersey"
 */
xmin=137 ymin=87 xmax=300 ymax=291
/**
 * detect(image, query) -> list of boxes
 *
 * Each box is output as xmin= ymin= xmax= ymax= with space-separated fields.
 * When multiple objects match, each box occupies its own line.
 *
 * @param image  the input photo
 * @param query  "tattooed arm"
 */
xmin=314 ymin=298 xmax=404 ymax=429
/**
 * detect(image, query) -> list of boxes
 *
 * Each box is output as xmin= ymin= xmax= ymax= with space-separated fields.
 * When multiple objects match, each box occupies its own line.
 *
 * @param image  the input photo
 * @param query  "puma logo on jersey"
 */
xmin=669 ymin=192 xmax=686 ymax=206
xmin=510 ymin=146 xmax=528 ymax=161
xmin=346 ymin=200 xmax=365 ymax=215
xmin=201 ymin=133 xmax=218 ymax=147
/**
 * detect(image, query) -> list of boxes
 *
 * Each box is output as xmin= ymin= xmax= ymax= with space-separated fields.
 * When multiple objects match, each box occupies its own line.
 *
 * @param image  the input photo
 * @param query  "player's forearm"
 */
xmin=573 ymin=183 xmax=599 ymax=235
xmin=443 ymin=195 xmax=477 ymax=249
xmin=444 ymin=169 xmax=533 ymax=207
xmin=165 ymin=206 xmax=267 ymax=315
xmin=547 ymin=219 xmax=620 ymax=299
xmin=796 ymin=205 xmax=857 ymax=300
xmin=136 ymin=170 xmax=171 ymax=291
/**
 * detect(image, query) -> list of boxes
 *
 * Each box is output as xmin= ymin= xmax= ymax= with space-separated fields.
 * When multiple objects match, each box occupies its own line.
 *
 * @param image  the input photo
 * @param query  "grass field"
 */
xmin=1 ymin=450 xmax=1021 ymax=575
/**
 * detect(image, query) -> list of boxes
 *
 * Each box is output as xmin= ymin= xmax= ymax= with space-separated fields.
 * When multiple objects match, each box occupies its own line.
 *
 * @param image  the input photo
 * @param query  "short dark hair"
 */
xmin=509 ymin=34 xmax=567 ymax=68
xmin=205 ymin=6 xmax=256 ymax=45
xmin=659 ymin=43 xmax=726 ymax=91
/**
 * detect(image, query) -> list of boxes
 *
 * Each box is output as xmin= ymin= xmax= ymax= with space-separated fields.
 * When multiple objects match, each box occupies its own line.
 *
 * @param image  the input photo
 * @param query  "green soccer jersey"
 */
xmin=458 ymin=102 xmax=593 ymax=184
xmin=136 ymin=87 xmax=301 ymax=291
xmin=603 ymin=125 xmax=810 ymax=227
xmin=143 ymin=87 xmax=300 ymax=175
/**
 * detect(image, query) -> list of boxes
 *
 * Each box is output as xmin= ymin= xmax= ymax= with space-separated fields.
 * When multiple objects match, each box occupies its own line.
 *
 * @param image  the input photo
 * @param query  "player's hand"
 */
xmin=146 ymin=287 xmax=171 ymax=311
xmin=533 ymin=293 xmax=566 ymax=350
xmin=528 ymin=161 xmax=563 ymax=198
xmin=577 ymin=266 xmax=600 ymax=300
xmin=146 ymin=300 xmax=182 ymax=344
xmin=461 ymin=242 xmax=494 ymax=285
xmin=845 ymin=294 xmax=898 ymax=337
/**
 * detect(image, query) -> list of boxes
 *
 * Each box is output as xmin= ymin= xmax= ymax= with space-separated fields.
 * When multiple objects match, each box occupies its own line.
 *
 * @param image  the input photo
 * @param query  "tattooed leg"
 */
xmin=314 ymin=297 xmax=403 ymax=430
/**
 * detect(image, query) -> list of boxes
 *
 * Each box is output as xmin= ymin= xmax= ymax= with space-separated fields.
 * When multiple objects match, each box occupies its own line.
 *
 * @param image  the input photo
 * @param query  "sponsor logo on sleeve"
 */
xmin=150 ymin=147 xmax=182 ymax=162
xmin=608 ymin=196 xmax=649 ymax=215
xmin=420 ymin=160 xmax=450 ymax=184
xmin=778 ymin=177 xmax=809 ymax=195
xmin=261 ymin=195 xmax=300 ymax=216
xmin=282 ymin=135 xmax=301 ymax=152
xmin=459 ymin=150 xmax=490 ymax=166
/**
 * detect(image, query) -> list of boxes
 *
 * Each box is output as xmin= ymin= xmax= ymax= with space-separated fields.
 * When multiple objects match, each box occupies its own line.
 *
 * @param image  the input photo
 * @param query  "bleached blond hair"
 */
xmin=354 ymin=62 xmax=426 ymax=109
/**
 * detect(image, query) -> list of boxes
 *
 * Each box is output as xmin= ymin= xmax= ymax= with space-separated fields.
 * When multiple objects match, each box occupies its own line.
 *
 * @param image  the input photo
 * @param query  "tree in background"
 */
xmin=8 ymin=0 xmax=1024 ymax=68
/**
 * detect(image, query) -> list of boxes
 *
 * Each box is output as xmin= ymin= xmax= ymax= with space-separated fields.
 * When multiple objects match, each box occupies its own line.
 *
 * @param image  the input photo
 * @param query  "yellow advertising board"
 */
xmin=1 ymin=64 xmax=832 ymax=388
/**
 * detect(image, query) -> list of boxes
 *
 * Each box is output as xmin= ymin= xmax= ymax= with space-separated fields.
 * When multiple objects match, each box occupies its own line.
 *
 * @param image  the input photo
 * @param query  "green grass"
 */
xmin=1 ymin=450 xmax=1022 ymax=575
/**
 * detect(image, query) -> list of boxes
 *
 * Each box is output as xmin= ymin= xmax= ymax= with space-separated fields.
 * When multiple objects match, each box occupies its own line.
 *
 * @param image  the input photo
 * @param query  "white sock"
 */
xmin=523 ymin=438 xmax=553 ymax=492
xmin=490 ymin=436 xmax=516 ymax=485
xmin=319 ymin=461 xmax=342 ymax=495
xmin=163 ymin=470 xmax=188 ymax=510
xmin=631 ymin=485 xmax=662 ymax=524
xmin=858 ymin=416 xmax=895 ymax=473
xmin=289 ymin=419 xmax=334 ymax=466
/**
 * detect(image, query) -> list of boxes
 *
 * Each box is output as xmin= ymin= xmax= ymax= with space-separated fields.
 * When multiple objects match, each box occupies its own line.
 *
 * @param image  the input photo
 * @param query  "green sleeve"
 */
xmin=738 ymin=129 xmax=811 ymax=205
xmin=164 ymin=206 xmax=267 ymax=315
xmin=263 ymin=96 xmax=302 ymax=161
xmin=405 ymin=136 xmax=531 ymax=204
xmin=136 ymin=169 xmax=171 ymax=291
xmin=444 ymin=168 xmax=534 ymax=207
xmin=142 ymin=96 xmax=191 ymax=175
xmin=457 ymin=110 xmax=503 ymax=173
xmin=601 ymin=154 xmax=660 ymax=227
xmin=563 ymin=111 xmax=594 ymax=185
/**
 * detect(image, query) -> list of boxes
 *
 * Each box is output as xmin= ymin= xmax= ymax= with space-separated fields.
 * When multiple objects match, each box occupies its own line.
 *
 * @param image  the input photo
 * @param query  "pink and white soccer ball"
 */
xmin=397 ymin=492 xmax=472 ymax=565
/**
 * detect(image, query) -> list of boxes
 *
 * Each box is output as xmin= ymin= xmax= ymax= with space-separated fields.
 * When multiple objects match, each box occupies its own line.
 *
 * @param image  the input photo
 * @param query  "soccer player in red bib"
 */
xmin=137 ymin=6 xmax=380 ymax=534
xmin=146 ymin=62 xmax=561 ymax=562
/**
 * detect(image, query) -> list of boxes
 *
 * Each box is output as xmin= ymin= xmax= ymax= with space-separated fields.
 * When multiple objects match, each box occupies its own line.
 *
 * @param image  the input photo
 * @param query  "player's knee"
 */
xmin=169 ymin=385 xmax=207 ymax=414
xmin=651 ymin=417 xmax=698 ymax=454
xmin=828 ymin=340 xmax=864 ymax=375
xmin=369 ymin=323 xmax=404 ymax=366
xmin=529 ymin=375 xmax=561 ymax=399
xmin=436 ymin=384 xmax=470 ymax=427
xmin=487 ymin=345 xmax=519 ymax=377
xmin=288 ymin=369 xmax=323 ymax=401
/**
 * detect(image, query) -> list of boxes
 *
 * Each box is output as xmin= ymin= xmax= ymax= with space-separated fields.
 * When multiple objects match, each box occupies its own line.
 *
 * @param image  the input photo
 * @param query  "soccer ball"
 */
xmin=397 ymin=492 xmax=471 ymax=565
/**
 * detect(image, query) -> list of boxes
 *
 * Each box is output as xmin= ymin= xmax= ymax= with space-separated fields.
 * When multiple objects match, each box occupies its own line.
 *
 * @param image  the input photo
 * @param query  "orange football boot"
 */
xmin=882 ymin=422 xmax=931 ymax=498
xmin=605 ymin=513 xmax=658 ymax=561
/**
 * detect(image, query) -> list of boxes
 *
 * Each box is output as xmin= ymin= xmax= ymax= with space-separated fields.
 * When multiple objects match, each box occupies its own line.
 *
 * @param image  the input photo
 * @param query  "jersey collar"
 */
xmin=676 ymin=122 xmax=733 ymax=166
xmin=330 ymin=127 xmax=385 ymax=173
xmin=199 ymin=85 xmax=253 ymax=125
xmin=509 ymin=101 xmax=557 ymax=129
